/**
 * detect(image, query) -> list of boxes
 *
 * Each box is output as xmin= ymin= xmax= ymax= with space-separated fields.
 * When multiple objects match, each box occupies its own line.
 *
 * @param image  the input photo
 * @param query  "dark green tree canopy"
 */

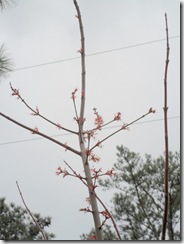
xmin=0 ymin=0 xmax=15 ymax=10
xmin=81 ymin=146 xmax=180 ymax=240
xmin=0 ymin=0 xmax=14 ymax=80
xmin=0 ymin=44 xmax=13 ymax=80
xmin=0 ymin=198 xmax=55 ymax=240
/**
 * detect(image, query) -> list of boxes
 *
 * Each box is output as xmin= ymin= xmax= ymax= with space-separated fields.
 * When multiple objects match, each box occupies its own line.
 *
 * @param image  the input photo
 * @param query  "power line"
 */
xmin=0 ymin=116 xmax=179 ymax=146
xmin=14 ymin=35 xmax=179 ymax=71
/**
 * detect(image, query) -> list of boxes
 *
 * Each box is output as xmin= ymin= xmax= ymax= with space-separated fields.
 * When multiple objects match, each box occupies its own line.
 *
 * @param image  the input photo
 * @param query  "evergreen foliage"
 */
xmin=0 ymin=44 xmax=13 ymax=80
xmin=81 ymin=146 xmax=180 ymax=240
xmin=0 ymin=0 xmax=14 ymax=80
xmin=0 ymin=198 xmax=55 ymax=240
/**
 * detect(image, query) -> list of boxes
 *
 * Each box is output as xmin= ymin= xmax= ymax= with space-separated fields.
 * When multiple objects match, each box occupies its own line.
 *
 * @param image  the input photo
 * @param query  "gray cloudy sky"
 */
xmin=0 ymin=0 xmax=180 ymax=240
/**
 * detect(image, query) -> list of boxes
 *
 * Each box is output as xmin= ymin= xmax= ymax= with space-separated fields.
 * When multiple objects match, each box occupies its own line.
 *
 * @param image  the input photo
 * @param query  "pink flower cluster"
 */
xmin=91 ymin=167 xmax=102 ymax=179
xmin=93 ymin=108 xmax=104 ymax=130
xmin=85 ymin=149 xmax=100 ymax=162
xmin=31 ymin=106 xmax=39 ymax=116
xmin=100 ymin=209 xmax=111 ymax=219
xmin=149 ymin=107 xmax=156 ymax=113
xmin=56 ymin=167 xmax=69 ymax=178
xmin=11 ymin=88 xmax=20 ymax=98
xmin=91 ymin=167 xmax=116 ymax=179
xmin=32 ymin=127 xmax=39 ymax=134
xmin=105 ymin=168 xmax=116 ymax=177
xmin=114 ymin=112 xmax=121 ymax=121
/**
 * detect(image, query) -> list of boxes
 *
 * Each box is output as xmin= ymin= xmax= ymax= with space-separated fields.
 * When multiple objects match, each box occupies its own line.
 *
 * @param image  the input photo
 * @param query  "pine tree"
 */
xmin=0 ymin=0 xmax=14 ymax=10
xmin=81 ymin=146 xmax=180 ymax=240
xmin=0 ymin=0 xmax=14 ymax=80
xmin=0 ymin=198 xmax=55 ymax=240
xmin=0 ymin=44 xmax=12 ymax=80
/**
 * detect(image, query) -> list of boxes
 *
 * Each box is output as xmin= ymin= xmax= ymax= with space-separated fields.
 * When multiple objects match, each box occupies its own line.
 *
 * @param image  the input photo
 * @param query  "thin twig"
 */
xmin=72 ymin=98 xmax=79 ymax=123
xmin=90 ymin=108 xmax=155 ymax=151
xmin=162 ymin=13 xmax=170 ymax=240
xmin=16 ymin=181 xmax=47 ymax=240
xmin=9 ymin=83 xmax=78 ymax=135
xmin=0 ymin=112 xmax=81 ymax=156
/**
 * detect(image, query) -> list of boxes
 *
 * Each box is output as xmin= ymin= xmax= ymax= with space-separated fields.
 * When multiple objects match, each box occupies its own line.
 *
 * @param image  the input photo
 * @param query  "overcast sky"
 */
xmin=0 ymin=0 xmax=180 ymax=240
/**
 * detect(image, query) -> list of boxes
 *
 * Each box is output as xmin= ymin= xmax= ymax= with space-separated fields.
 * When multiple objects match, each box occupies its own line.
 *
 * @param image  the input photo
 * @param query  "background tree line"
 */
xmin=1 ymin=145 xmax=180 ymax=240
xmin=81 ymin=145 xmax=180 ymax=240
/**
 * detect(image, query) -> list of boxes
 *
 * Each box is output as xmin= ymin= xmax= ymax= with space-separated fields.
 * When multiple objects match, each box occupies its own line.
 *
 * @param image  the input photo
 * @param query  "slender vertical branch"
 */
xmin=162 ymin=13 xmax=170 ymax=240
xmin=73 ymin=0 xmax=103 ymax=240
xmin=73 ymin=0 xmax=86 ymax=142
xmin=16 ymin=181 xmax=47 ymax=240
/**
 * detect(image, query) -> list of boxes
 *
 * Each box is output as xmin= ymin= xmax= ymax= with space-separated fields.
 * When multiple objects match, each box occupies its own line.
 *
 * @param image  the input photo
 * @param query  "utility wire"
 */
xmin=0 ymin=116 xmax=179 ymax=146
xmin=1 ymin=36 xmax=180 ymax=145
xmin=14 ymin=35 xmax=179 ymax=71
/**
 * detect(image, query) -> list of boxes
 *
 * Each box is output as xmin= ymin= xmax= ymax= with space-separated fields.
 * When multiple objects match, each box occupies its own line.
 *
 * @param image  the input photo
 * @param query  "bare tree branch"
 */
xmin=162 ymin=13 xmax=170 ymax=240
xmin=0 ymin=112 xmax=81 ymax=156
xmin=90 ymin=108 xmax=155 ymax=151
xmin=16 ymin=181 xmax=47 ymax=240
xmin=9 ymin=83 xmax=78 ymax=135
